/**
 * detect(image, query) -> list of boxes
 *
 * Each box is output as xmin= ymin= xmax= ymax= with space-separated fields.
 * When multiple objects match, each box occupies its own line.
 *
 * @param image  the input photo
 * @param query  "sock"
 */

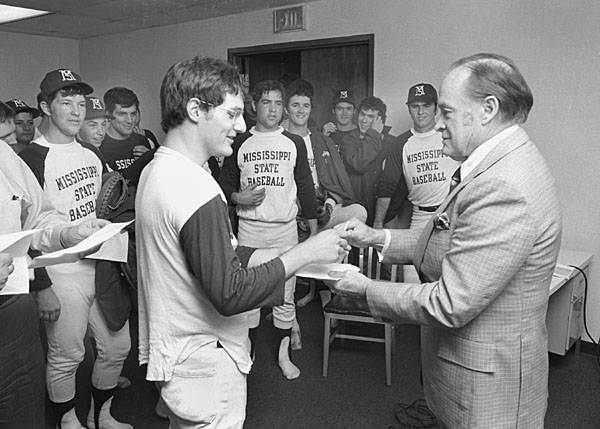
xmin=91 ymin=386 xmax=115 ymax=428
xmin=51 ymin=398 xmax=77 ymax=429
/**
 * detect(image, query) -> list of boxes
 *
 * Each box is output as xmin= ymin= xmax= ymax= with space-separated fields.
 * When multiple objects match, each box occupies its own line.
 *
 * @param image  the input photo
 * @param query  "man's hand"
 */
xmin=232 ymin=183 xmax=266 ymax=207
xmin=334 ymin=218 xmax=384 ymax=248
xmin=372 ymin=115 xmax=384 ymax=134
xmin=60 ymin=219 xmax=111 ymax=248
xmin=322 ymin=122 xmax=337 ymax=137
xmin=300 ymin=228 xmax=351 ymax=264
xmin=326 ymin=270 xmax=370 ymax=300
xmin=0 ymin=253 xmax=14 ymax=291
xmin=33 ymin=287 xmax=61 ymax=322
xmin=133 ymin=145 xmax=150 ymax=159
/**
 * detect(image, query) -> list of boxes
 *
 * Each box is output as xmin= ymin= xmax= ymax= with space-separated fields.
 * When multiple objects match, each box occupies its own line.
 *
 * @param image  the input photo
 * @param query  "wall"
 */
xmin=0 ymin=32 xmax=79 ymax=107
xmin=6 ymin=0 xmax=600 ymax=344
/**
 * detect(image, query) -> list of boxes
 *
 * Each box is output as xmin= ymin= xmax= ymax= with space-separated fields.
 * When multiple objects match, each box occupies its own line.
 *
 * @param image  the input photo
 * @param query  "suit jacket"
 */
xmin=367 ymin=127 xmax=562 ymax=428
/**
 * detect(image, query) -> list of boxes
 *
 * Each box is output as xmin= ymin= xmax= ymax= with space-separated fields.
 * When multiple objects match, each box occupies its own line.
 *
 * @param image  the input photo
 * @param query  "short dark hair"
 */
xmin=0 ymin=101 xmax=16 ymax=123
xmin=251 ymin=80 xmax=285 ymax=105
xmin=285 ymin=86 xmax=312 ymax=106
xmin=451 ymin=53 xmax=533 ymax=124
xmin=103 ymin=87 xmax=139 ymax=115
xmin=42 ymin=87 xmax=85 ymax=111
xmin=359 ymin=96 xmax=387 ymax=123
xmin=160 ymin=56 xmax=244 ymax=133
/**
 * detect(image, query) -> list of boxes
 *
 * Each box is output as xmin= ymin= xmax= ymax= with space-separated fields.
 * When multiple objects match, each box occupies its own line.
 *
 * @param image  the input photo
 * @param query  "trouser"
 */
xmin=0 ymin=295 xmax=45 ymax=429
xmin=158 ymin=343 xmax=246 ymax=429
xmin=238 ymin=219 xmax=297 ymax=330
xmin=45 ymin=274 xmax=131 ymax=402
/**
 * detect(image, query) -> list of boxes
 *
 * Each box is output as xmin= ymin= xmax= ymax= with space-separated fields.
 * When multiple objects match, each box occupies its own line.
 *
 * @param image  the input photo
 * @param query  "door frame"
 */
xmin=228 ymin=34 xmax=374 ymax=96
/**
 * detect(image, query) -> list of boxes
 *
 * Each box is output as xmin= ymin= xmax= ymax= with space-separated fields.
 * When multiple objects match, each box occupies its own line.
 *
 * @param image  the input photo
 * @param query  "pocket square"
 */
xmin=433 ymin=212 xmax=451 ymax=230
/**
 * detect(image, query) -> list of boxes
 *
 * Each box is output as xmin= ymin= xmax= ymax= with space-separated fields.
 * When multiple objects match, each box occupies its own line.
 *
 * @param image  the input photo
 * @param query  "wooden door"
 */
xmin=301 ymin=44 xmax=369 ymax=128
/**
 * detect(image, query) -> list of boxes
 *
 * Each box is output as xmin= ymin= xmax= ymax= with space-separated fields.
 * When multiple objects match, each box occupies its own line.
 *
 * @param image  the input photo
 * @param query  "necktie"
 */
xmin=449 ymin=166 xmax=461 ymax=194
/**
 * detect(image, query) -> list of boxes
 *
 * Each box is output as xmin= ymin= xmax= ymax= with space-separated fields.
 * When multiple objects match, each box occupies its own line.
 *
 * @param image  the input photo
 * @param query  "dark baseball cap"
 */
xmin=39 ymin=68 xmax=93 ymax=99
xmin=332 ymin=89 xmax=355 ymax=107
xmin=406 ymin=83 xmax=437 ymax=105
xmin=5 ymin=99 xmax=39 ymax=118
xmin=84 ymin=96 xmax=113 ymax=120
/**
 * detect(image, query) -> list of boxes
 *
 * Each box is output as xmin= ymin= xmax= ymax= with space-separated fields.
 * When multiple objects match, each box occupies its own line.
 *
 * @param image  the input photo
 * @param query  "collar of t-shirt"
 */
xmin=410 ymin=128 xmax=438 ymax=138
xmin=33 ymin=134 xmax=78 ymax=149
xmin=460 ymin=124 xmax=519 ymax=180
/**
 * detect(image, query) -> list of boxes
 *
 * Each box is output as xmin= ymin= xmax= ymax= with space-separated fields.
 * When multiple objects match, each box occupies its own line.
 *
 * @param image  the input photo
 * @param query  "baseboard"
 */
xmin=579 ymin=340 xmax=599 ymax=356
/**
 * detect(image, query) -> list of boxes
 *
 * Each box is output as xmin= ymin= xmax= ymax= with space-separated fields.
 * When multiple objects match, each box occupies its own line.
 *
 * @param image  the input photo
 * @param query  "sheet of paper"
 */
xmin=86 ymin=231 xmax=129 ymax=263
xmin=0 ymin=229 xmax=40 ymax=296
xmin=29 ymin=221 xmax=133 ymax=269
xmin=296 ymin=263 xmax=360 ymax=280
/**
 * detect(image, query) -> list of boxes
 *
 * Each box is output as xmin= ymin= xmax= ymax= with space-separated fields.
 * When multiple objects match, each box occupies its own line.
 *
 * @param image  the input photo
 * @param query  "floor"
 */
xmin=45 ymin=283 xmax=600 ymax=428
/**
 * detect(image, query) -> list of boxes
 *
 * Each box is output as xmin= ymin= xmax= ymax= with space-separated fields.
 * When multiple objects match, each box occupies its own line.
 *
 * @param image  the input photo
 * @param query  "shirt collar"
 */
xmin=460 ymin=125 xmax=519 ymax=179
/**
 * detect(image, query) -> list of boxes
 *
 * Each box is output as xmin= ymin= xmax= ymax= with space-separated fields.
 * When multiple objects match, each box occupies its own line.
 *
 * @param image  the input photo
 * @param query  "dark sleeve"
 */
xmin=179 ymin=195 xmax=285 ymax=316
xmin=18 ymin=143 xmax=49 ymax=188
xmin=79 ymin=141 xmax=109 ymax=175
xmin=144 ymin=129 xmax=160 ymax=148
xmin=286 ymin=131 xmax=317 ymax=219
xmin=218 ymin=134 xmax=246 ymax=204
xmin=378 ymin=130 xmax=411 ymax=198
xmin=340 ymin=129 xmax=383 ymax=175
xmin=121 ymin=148 xmax=156 ymax=185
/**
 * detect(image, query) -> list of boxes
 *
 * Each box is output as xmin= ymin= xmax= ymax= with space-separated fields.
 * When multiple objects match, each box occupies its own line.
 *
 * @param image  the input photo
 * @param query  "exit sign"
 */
xmin=273 ymin=6 xmax=305 ymax=33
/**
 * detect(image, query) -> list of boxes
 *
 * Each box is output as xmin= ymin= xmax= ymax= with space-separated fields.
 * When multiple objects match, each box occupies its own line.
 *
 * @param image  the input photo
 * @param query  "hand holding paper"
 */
xmin=0 ymin=229 xmax=40 ymax=295
xmin=325 ymin=269 xmax=370 ymax=300
xmin=0 ymin=253 xmax=15 ymax=291
xmin=60 ymin=218 xmax=112 ymax=248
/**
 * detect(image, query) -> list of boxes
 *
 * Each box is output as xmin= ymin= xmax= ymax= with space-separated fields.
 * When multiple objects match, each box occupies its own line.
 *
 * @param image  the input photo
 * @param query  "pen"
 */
xmin=343 ymin=221 xmax=350 ymax=231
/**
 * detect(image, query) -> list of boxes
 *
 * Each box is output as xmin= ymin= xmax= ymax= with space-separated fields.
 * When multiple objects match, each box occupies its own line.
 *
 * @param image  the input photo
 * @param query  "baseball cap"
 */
xmin=406 ymin=83 xmax=437 ymax=105
xmin=5 ymin=99 xmax=39 ymax=118
xmin=332 ymin=89 xmax=355 ymax=107
xmin=39 ymin=68 xmax=93 ymax=99
xmin=84 ymin=96 xmax=113 ymax=120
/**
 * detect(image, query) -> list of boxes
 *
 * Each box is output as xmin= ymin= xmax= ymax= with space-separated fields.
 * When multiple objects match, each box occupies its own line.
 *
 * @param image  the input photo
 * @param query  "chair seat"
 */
xmin=324 ymin=294 xmax=372 ymax=317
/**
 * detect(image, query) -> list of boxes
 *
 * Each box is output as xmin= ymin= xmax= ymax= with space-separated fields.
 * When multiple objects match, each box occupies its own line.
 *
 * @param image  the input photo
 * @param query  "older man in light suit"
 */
xmin=330 ymin=53 xmax=562 ymax=428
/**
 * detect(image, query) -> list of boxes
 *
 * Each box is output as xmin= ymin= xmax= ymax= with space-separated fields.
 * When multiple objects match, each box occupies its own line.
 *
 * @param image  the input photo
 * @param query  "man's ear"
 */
xmin=481 ymin=95 xmax=500 ymax=125
xmin=186 ymin=98 xmax=206 ymax=123
xmin=251 ymin=100 xmax=257 ymax=114
xmin=40 ymin=101 xmax=52 ymax=117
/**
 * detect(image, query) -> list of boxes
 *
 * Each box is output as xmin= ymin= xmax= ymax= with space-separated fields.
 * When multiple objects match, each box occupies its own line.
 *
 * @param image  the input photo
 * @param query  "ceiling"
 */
xmin=0 ymin=0 xmax=318 ymax=39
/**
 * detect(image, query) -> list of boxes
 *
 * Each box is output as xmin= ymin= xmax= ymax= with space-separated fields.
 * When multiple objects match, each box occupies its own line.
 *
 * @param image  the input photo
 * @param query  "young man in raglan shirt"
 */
xmin=0 ymin=100 xmax=109 ymax=429
xmin=19 ymin=69 xmax=132 ymax=429
xmin=136 ymin=56 xmax=348 ymax=428
xmin=373 ymin=84 xmax=460 ymax=282
xmin=219 ymin=79 xmax=319 ymax=380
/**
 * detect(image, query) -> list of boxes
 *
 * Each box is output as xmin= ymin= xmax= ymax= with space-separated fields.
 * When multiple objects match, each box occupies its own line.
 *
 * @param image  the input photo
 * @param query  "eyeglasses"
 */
xmin=200 ymin=100 xmax=243 ymax=122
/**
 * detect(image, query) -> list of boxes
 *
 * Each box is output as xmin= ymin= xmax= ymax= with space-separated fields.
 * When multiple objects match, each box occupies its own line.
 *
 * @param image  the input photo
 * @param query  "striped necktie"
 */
xmin=449 ymin=166 xmax=461 ymax=194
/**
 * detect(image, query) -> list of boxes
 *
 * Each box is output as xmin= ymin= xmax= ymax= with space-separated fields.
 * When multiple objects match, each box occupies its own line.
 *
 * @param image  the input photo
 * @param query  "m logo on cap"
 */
xmin=91 ymin=98 xmax=103 ymax=110
xmin=414 ymin=85 xmax=426 ymax=97
xmin=340 ymin=91 xmax=348 ymax=99
xmin=59 ymin=70 xmax=77 ymax=82
xmin=13 ymin=99 xmax=27 ymax=107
